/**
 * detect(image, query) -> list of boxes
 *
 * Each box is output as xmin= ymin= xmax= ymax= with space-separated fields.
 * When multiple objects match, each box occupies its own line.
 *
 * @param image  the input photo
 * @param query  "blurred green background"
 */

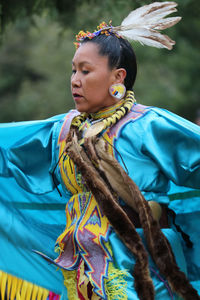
xmin=0 ymin=0 xmax=199 ymax=123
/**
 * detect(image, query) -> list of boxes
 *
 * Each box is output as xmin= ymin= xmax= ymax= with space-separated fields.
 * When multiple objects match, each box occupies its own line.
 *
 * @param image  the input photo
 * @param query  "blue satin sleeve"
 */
xmin=114 ymin=107 xmax=200 ymax=204
xmin=0 ymin=114 xmax=66 ymax=194
xmin=141 ymin=108 xmax=200 ymax=188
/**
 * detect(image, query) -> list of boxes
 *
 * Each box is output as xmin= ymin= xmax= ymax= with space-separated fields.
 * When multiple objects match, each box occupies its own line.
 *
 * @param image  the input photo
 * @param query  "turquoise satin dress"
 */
xmin=0 ymin=104 xmax=200 ymax=299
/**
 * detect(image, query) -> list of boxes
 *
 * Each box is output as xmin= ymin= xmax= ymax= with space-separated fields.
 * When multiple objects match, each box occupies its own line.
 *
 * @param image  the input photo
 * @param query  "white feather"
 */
xmin=121 ymin=29 xmax=174 ymax=49
xmin=153 ymin=17 xmax=181 ymax=30
xmin=113 ymin=1 xmax=181 ymax=50
xmin=121 ymin=2 xmax=178 ymax=26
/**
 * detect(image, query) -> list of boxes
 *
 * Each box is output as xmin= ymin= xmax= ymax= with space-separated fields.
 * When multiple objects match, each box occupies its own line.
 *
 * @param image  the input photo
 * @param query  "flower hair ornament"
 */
xmin=75 ymin=1 xmax=181 ymax=50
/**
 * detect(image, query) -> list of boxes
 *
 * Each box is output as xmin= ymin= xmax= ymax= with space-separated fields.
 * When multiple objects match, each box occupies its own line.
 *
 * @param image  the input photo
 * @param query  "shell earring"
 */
xmin=109 ymin=83 xmax=126 ymax=100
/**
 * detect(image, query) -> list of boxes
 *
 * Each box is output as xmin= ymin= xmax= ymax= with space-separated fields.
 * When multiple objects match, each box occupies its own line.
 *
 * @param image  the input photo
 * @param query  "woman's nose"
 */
xmin=71 ymin=72 xmax=81 ymax=87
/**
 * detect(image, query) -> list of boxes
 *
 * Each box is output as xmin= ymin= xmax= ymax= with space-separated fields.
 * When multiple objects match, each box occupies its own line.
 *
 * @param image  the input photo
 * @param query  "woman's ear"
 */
xmin=113 ymin=68 xmax=127 ymax=84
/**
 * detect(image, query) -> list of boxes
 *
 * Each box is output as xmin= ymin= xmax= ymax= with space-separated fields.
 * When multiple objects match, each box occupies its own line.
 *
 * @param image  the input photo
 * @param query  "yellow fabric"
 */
xmin=0 ymin=271 xmax=7 ymax=300
xmin=62 ymin=269 xmax=79 ymax=300
xmin=0 ymin=270 xmax=53 ymax=300
xmin=10 ymin=275 xmax=18 ymax=300
xmin=31 ymin=285 xmax=39 ymax=300
xmin=25 ymin=282 xmax=33 ymax=300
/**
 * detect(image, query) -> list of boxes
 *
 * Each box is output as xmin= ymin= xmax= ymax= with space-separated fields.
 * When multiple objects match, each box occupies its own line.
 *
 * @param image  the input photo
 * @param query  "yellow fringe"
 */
xmin=105 ymin=263 xmax=129 ymax=300
xmin=0 ymin=270 xmax=56 ymax=300
xmin=62 ymin=269 xmax=79 ymax=300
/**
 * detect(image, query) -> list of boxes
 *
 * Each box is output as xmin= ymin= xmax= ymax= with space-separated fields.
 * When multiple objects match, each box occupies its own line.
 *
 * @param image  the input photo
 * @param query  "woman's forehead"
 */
xmin=72 ymin=43 xmax=108 ymax=66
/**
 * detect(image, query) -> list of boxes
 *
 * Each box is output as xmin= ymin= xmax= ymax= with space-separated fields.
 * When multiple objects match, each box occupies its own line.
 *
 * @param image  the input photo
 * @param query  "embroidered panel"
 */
xmin=56 ymin=104 xmax=150 ymax=298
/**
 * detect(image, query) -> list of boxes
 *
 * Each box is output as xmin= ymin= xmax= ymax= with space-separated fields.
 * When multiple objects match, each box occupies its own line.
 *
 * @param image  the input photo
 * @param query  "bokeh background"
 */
xmin=0 ymin=0 xmax=199 ymax=123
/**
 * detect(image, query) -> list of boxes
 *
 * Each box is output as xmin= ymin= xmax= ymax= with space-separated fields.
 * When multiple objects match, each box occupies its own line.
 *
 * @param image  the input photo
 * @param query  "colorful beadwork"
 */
xmin=74 ymin=21 xmax=122 ymax=48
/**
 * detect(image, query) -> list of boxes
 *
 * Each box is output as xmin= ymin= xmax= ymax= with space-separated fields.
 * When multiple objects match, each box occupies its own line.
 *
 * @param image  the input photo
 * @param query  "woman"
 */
xmin=0 ymin=2 xmax=200 ymax=300
xmin=48 ymin=25 xmax=200 ymax=299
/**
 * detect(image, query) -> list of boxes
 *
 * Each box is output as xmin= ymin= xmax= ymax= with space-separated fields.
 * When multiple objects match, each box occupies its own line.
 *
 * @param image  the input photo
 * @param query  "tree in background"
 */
xmin=0 ymin=0 xmax=199 ymax=122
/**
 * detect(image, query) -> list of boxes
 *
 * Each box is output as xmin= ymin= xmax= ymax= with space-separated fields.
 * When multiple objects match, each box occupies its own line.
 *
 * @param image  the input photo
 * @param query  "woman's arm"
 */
xmin=141 ymin=108 xmax=200 ymax=189
xmin=0 ymin=115 xmax=65 ymax=194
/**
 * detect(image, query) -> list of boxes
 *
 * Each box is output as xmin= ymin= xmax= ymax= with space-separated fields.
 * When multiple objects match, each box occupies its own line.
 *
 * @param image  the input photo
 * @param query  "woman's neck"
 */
xmin=89 ymin=99 xmax=125 ymax=120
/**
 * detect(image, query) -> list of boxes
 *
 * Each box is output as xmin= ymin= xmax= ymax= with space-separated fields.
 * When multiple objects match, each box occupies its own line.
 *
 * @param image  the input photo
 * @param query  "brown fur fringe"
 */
xmin=64 ymin=127 xmax=200 ymax=300
xmin=65 ymin=129 xmax=154 ymax=300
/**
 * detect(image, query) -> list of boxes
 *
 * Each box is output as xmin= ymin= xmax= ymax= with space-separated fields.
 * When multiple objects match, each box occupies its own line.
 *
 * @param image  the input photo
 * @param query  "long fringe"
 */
xmin=105 ymin=263 xmax=128 ymax=300
xmin=0 ymin=270 xmax=54 ymax=300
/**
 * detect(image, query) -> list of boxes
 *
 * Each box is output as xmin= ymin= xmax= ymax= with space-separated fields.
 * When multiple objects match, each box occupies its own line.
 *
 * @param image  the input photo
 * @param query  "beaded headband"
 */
xmin=74 ymin=21 xmax=121 ymax=49
xmin=75 ymin=2 xmax=181 ymax=50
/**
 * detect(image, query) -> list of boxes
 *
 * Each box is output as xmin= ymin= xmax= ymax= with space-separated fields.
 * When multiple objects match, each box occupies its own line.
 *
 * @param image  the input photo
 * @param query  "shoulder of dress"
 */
xmin=129 ymin=104 xmax=170 ymax=125
xmin=107 ymin=103 xmax=153 ymax=139
xmin=130 ymin=103 xmax=152 ymax=113
xmin=119 ymin=102 xmax=153 ymax=125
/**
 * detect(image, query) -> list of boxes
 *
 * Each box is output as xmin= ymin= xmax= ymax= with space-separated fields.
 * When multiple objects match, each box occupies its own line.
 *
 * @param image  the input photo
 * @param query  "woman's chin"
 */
xmin=75 ymin=104 xmax=88 ymax=113
xmin=75 ymin=102 xmax=94 ymax=113
xmin=75 ymin=103 xmax=100 ymax=114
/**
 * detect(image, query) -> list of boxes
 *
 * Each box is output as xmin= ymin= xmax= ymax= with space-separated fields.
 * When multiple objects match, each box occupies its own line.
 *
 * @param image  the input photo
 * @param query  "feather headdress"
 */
xmin=75 ymin=1 xmax=181 ymax=50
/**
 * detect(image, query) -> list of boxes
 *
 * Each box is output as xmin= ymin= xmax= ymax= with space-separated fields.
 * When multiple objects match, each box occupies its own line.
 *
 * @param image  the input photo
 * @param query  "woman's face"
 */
xmin=71 ymin=42 xmax=124 ymax=113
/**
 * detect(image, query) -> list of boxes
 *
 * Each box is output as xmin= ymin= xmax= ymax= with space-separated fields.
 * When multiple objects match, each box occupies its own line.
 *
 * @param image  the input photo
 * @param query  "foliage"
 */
xmin=0 ymin=0 xmax=199 ymax=122
xmin=0 ymin=16 xmax=75 ymax=121
xmin=0 ymin=0 xmax=148 ymax=33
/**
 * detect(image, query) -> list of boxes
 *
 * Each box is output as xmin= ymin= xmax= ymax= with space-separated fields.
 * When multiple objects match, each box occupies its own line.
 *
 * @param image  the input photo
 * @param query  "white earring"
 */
xmin=109 ymin=83 xmax=126 ymax=100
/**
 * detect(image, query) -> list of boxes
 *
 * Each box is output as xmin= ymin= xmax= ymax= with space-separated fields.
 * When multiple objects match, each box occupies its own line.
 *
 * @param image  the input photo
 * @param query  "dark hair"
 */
xmin=82 ymin=34 xmax=137 ymax=90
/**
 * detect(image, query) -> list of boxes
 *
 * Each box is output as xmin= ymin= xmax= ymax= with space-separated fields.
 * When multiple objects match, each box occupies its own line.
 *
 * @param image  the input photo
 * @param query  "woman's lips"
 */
xmin=72 ymin=93 xmax=83 ymax=100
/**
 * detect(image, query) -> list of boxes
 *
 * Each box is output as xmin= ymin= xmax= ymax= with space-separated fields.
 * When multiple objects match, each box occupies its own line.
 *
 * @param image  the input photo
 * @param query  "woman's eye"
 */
xmin=72 ymin=69 xmax=76 ymax=74
xmin=82 ymin=70 xmax=89 ymax=75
